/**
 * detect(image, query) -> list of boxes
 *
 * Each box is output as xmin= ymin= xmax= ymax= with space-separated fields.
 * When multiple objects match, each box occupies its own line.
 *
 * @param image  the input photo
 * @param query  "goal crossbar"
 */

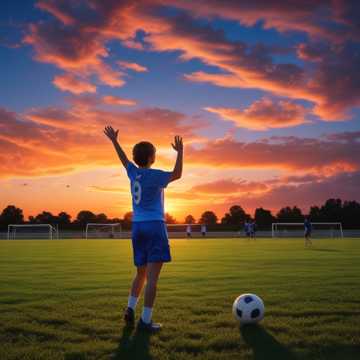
xmin=7 ymin=224 xmax=58 ymax=240
xmin=272 ymin=222 xmax=343 ymax=238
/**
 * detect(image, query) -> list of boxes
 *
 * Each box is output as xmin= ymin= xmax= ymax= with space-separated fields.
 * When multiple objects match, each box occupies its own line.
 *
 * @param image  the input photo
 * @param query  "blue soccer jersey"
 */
xmin=126 ymin=162 xmax=172 ymax=222
xmin=304 ymin=219 xmax=312 ymax=230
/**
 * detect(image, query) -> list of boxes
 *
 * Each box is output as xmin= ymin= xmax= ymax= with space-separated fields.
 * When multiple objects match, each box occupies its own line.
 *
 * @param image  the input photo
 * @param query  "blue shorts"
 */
xmin=131 ymin=221 xmax=171 ymax=267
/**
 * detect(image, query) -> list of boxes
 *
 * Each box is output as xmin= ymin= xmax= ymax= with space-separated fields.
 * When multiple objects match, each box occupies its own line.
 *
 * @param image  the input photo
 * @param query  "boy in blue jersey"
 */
xmin=304 ymin=217 xmax=312 ymax=246
xmin=244 ymin=221 xmax=250 ymax=238
xmin=104 ymin=126 xmax=183 ymax=332
xmin=250 ymin=220 xmax=256 ymax=239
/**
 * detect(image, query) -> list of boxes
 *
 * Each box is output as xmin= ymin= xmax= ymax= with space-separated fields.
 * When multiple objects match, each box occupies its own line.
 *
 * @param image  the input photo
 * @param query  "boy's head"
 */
xmin=133 ymin=141 xmax=156 ymax=167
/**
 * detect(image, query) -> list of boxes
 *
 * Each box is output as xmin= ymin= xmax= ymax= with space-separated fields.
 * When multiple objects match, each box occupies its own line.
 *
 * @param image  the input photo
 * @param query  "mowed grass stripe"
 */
xmin=0 ymin=239 xmax=359 ymax=360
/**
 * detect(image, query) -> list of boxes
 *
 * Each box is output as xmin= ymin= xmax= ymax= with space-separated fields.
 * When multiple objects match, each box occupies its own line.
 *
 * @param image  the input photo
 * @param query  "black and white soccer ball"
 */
xmin=232 ymin=293 xmax=265 ymax=325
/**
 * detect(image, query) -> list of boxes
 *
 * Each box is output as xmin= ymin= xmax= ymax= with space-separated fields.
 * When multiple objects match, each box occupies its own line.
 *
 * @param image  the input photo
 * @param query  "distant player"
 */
xmin=304 ymin=218 xmax=312 ymax=246
xmin=244 ymin=221 xmax=250 ymax=238
xmin=250 ymin=220 xmax=256 ymax=239
xmin=201 ymin=224 xmax=207 ymax=237
xmin=186 ymin=224 xmax=192 ymax=238
xmin=104 ymin=126 xmax=183 ymax=332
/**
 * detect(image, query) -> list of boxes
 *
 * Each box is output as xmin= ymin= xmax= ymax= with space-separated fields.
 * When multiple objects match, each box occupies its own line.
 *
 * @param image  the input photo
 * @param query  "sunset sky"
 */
xmin=1 ymin=0 xmax=360 ymax=221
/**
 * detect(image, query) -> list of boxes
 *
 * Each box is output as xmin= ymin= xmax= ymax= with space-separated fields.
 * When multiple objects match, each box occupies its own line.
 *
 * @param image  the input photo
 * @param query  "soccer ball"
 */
xmin=232 ymin=293 xmax=265 ymax=325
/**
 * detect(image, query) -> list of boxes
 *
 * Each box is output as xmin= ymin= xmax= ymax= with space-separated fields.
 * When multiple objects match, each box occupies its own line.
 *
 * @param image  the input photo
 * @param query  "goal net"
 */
xmin=272 ymin=222 xmax=343 ymax=238
xmin=7 ymin=224 xmax=58 ymax=240
xmin=166 ymin=223 xmax=207 ymax=237
xmin=85 ymin=223 xmax=122 ymax=239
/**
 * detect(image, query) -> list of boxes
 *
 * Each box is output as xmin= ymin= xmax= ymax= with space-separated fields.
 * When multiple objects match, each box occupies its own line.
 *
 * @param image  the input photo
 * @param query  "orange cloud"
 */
xmin=102 ymin=95 xmax=137 ymax=106
xmin=186 ymin=134 xmax=360 ymax=172
xmin=190 ymin=179 xmax=268 ymax=194
xmin=167 ymin=0 xmax=358 ymax=42
xmin=205 ymin=98 xmax=309 ymax=130
xmin=53 ymin=73 xmax=96 ymax=94
xmin=0 ymin=104 xmax=206 ymax=178
xmin=222 ymin=171 xmax=360 ymax=214
xmin=117 ymin=61 xmax=148 ymax=72
xmin=24 ymin=1 xmax=360 ymax=120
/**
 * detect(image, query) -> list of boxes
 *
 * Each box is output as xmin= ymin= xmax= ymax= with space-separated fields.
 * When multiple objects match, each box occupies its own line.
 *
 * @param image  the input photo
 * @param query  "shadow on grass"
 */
xmin=240 ymin=324 xmax=296 ymax=360
xmin=111 ymin=325 xmax=152 ymax=360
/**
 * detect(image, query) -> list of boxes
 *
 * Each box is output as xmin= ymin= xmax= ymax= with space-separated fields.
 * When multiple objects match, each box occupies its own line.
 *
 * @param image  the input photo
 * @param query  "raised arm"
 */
xmin=170 ymin=136 xmax=183 ymax=182
xmin=104 ymin=126 xmax=129 ymax=168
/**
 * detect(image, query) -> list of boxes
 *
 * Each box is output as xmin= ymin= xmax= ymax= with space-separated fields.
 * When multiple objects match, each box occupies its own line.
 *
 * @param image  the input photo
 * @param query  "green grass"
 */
xmin=1 ymin=238 xmax=360 ymax=360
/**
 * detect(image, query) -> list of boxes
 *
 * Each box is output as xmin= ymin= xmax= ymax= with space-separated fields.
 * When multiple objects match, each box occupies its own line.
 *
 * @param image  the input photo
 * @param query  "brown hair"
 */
xmin=132 ymin=141 xmax=156 ymax=167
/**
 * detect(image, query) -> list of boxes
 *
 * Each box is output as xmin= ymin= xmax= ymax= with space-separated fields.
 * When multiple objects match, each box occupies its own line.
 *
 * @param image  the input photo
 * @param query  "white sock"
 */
xmin=127 ymin=296 xmax=138 ymax=310
xmin=141 ymin=307 xmax=153 ymax=324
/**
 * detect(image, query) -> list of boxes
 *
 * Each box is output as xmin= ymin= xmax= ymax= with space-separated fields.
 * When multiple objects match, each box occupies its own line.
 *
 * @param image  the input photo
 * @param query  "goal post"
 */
xmin=85 ymin=223 xmax=122 ymax=239
xmin=7 ymin=224 xmax=58 ymax=240
xmin=272 ymin=222 xmax=343 ymax=238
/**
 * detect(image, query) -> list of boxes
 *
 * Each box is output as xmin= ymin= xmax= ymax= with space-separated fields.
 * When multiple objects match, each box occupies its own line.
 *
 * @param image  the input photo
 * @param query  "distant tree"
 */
xmin=254 ymin=207 xmax=275 ymax=230
xmin=33 ymin=211 xmax=57 ymax=224
xmin=276 ymin=206 xmax=304 ymax=222
xmin=221 ymin=205 xmax=249 ymax=225
xmin=123 ymin=212 xmax=133 ymax=222
xmin=199 ymin=211 xmax=218 ymax=225
xmin=185 ymin=215 xmax=196 ymax=224
xmin=0 ymin=205 xmax=24 ymax=228
xmin=341 ymin=200 xmax=360 ymax=229
xmin=95 ymin=213 xmax=108 ymax=223
xmin=76 ymin=210 xmax=97 ymax=227
xmin=122 ymin=211 xmax=133 ymax=229
xmin=309 ymin=205 xmax=323 ymax=222
xmin=109 ymin=217 xmax=122 ymax=224
xmin=57 ymin=212 xmax=72 ymax=226
xmin=319 ymin=198 xmax=343 ymax=222
xmin=165 ymin=213 xmax=177 ymax=224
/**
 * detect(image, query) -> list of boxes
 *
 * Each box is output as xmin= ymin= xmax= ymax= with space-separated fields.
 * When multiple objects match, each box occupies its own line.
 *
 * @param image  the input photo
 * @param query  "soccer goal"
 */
xmin=166 ymin=223 xmax=207 ymax=237
xmin=7 ymin=224 xmax=58 ymax=240
xmin=85 ymin=223 xmax=122 ymax=239
xmin=272 ymin=222 xmax=343 ymax=238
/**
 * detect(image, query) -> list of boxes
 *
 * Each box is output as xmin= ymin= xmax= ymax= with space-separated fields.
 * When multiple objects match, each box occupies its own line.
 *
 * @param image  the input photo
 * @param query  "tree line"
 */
xmin=0 ymin=198 xmax=359 ymax=231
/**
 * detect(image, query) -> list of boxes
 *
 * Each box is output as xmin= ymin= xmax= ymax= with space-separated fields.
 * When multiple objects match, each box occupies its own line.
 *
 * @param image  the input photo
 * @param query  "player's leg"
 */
xmin=125 ymin=222 xmax=147 ymax=325
xmin=138 ymin=221 xmax=171 ymax=332
xmin=144 ymin=262 xmax=163 ymax=309
xmin=130 ymin=265 xmax=147 ymax=300
xmin=124 ymin=265 xmax=147 ymax=325
xmin=138 ymin=262 xmax=163 ymax=331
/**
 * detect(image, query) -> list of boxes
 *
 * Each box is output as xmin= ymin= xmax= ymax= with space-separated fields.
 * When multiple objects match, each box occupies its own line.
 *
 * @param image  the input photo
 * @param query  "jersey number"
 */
xmin=132 ymin=181 xmax=142 ymax=205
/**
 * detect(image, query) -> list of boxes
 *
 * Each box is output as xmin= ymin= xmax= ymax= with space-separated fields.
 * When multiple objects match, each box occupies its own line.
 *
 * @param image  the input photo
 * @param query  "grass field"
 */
xmin=1 ymin=238 xmax=360 ymax=360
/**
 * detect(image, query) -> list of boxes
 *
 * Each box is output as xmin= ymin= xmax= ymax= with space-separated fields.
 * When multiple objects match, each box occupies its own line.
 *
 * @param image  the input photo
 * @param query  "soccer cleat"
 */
xmin=124 ymin=307 xmax=135 ymax=326
xmin=137 ymin=318 xmax=162 ymax=333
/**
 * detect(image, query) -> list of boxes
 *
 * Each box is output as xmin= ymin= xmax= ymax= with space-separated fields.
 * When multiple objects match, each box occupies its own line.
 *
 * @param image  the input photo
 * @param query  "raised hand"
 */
xmin=171 ymin=136 xmax=183 ymax=152
xmin=104 ymin=126 xmax=119 ymax=143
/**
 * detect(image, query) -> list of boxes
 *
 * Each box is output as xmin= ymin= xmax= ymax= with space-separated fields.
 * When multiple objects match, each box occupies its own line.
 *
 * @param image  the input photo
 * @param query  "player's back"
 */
xmin=126 ymin=162 xmax=171 ymax=222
